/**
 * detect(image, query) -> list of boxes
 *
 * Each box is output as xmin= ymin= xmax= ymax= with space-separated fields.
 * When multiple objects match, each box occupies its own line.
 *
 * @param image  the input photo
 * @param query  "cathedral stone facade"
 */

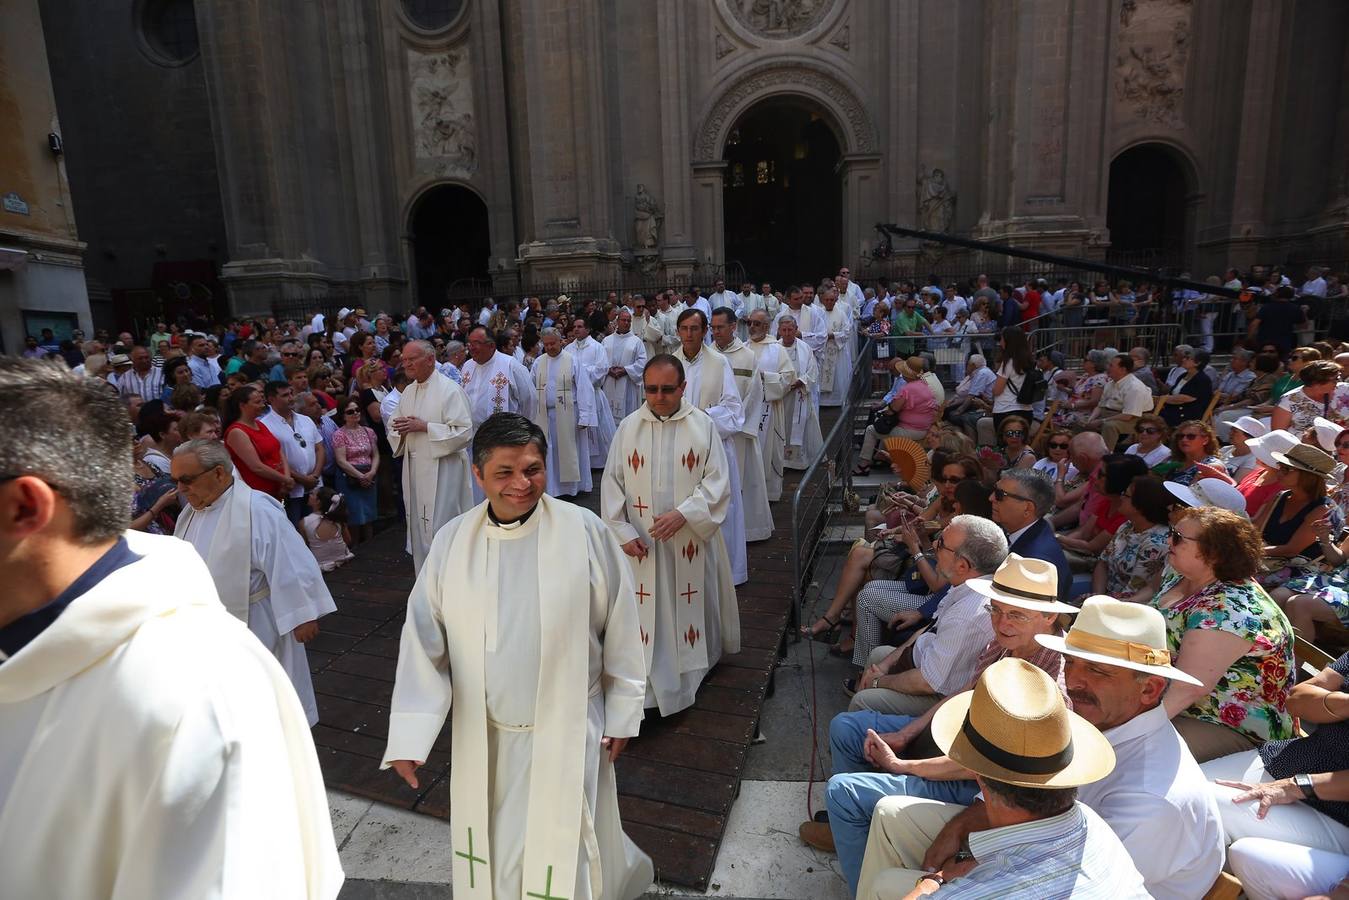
xmin=36 ymin=0 xmax=1349 ymax=322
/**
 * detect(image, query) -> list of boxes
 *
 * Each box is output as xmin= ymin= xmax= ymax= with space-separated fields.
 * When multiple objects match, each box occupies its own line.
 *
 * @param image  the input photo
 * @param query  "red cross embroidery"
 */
xmin=636 ymin=583 xmax=650 ymax=605
xmin=685 ymin=624 xmax=701 ymax=647
xmin=681 ymin=583 xmax=698 ymax=604
xmin=633 ymin=496 xmax=649 ymax=517
xmin=628 ymin=449 xmax=645 ymax=472
xmin=490 ymin=372 xmax=509 ymax=411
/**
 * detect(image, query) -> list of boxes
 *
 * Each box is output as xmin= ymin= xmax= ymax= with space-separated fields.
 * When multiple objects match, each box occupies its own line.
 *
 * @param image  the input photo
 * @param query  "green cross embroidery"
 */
xmin=454 ymin=827 xmax=487 ymax=889
xmin=526 ymin=864 xmax=568 ymax=900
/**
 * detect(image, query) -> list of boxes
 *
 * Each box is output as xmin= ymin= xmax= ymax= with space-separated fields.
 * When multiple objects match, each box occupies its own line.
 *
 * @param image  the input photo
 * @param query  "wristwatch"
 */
xmin=1295 ymin=773 xmax=1318 ymax=800
xmin=915 ymin=873 xmax=945 ymax=888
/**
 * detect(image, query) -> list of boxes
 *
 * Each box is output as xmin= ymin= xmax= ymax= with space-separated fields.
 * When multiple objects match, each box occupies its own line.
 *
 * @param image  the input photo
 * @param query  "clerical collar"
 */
xmin=487 ymin=502 xmax=538 ymax=529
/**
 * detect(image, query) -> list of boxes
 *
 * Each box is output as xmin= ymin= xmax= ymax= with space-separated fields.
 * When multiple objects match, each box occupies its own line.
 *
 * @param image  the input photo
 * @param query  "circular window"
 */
xmin=142 ymin=0 xmax=199 ymax=64
xmin=402 ymin=0 xmax=465 ymax=31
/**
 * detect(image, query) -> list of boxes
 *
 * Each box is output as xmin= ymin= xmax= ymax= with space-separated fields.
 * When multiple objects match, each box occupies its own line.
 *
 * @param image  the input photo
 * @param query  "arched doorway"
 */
xmin=1106 ymin=144 xmax=1192 ymax=269
xmin=409 ymin=184 xmax=490 ymax=308
xmin=722 ymin=99 xmax=842 ymax=285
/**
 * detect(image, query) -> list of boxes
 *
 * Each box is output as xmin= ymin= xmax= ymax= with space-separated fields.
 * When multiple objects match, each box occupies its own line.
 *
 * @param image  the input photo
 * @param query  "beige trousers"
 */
xmin=857 ymin=795 xmax=968 ymax=900
xmin=1175 ymin=714 xmax=1261 ymax=764
xmin=848 ymin=646 xmax=943 ymax=716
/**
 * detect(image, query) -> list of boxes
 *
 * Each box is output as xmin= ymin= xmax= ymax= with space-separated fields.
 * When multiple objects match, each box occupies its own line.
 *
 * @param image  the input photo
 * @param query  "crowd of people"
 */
xmin=6 ymin=259 xmax=1349 ymax=899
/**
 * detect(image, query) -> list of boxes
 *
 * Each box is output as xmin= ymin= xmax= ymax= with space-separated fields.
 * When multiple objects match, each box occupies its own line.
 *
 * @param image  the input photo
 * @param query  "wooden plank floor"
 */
xmin=308 ymin=446 xmax=827 ymax=889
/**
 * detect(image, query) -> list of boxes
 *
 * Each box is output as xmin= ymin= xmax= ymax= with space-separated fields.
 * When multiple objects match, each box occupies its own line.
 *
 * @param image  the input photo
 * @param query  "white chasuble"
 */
xmin=781 ymin=340 xmax=824 ymax=471
xmin=600 ymin=332 xmax=647 ymax=422
xmin=716 ymin=338 xmax=774 ymax=542
xmin=601 ymin=401 xmax=741 ymax=716
xmin=461 ymin=351 xmax=536 ymax=426
xmin=174 ymin=480 xmax=337 ymax=726
xmin=0 ymin=533 xmax=343 ymax=900
xmin=390 ymin=370 xmax=475 ymax=573
xmin=673 ymin=346 xmax=748 ymax=584
xmin=383 ymin=498 xmax=652 ymax=900
xmin=771 ymin=303 xmax=827 ymax=355
xmin=819 ymin=304 xmax=854 ymax=405
xmin=747 ymin=338 xmax=796 ymax=501
xmin=568 ymin=336 xmax=618 ymax=467
xmin=530 ymin=351 xmax=595 ymax=497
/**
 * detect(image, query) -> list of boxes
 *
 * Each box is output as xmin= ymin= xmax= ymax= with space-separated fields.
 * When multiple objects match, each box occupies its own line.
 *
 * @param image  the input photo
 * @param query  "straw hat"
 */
xmin=108 ymin=353 xmax=132 ymax=367
xmin=1314 ymin=416 xmax=1345 ymax=454
xmin=967 ymin=553 xmax=1077 ymax=614
xmin=892 ymin=355 xmax=926 ymax=382
xmin=1247 ymin=429 xmax=1301 ymax=469
xmin=931 ymin=657 xmax=1116 ymax=788
xmin=1231 ymin=415 xmax=1268 ymax=440
xmin=1037 ymin=595 xmax=1202 ymax=685
xmin=1270 ymin=442 xmax=1338 ymax=478
xmin=1164 ymin=477 xmax=1249 ymax=519
xmin=881 ymin=436 xmax=930 ymax=489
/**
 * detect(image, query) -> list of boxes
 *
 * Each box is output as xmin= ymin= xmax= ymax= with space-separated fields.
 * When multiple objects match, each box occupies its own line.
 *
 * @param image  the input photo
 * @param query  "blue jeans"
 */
xmin=826 ymin=710 xmax=980 ymax=895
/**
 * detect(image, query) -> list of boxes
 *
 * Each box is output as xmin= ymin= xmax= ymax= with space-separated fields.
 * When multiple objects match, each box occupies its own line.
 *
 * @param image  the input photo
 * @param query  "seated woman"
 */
xmin=1238 ymin=428 xmax=1302 ymax=519
xmin=1059 ymin=453 xmax=1150 ymax=572
xmin=1213 ymin=352 xmax=1280 ymax=441
xmin=1219 ymin=415 xmax=1267 ymax=481
xmin=1255 ymin=442 xmax=1343 ymax=589
xmin=1123 ymin=414 xmax=1172 ymax=469
xmin=1160 ymin=347 xmax=1215 ymax=428
xmin=1202 ymin=650 xmax=1349 ymax=900
xmin=980 ymin=414 xmax=1036 ymax=481
xmin=1273 ymin=360 xmax=1344 ymax=435
xmin=1152 ymin=507 xmax=1296 ymax=763
xmin=1052 ymin=350 xmax=1109 ymax=428
xmin=865 ymin=432 xmax=973 ymax=531
xmin=1160 ymin=420 xmax=1232 ymax=487
xmin=1031 ymin=427 xmax=1077 ymax=481
xmin=1090 ymin=474 xmax=1171 ymax=603
xmin=854 ymin=357 xmax=938 ymax=476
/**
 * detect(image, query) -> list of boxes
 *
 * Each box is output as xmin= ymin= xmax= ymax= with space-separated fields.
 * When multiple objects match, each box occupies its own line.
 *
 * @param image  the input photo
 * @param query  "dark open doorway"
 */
xmin=722 ymin=99 xmax=842 ymax=285
xmin=1106 ymin=144 xmax=1191 ymax=270
xmin=409 ymin=184 xmax=491 ymax=309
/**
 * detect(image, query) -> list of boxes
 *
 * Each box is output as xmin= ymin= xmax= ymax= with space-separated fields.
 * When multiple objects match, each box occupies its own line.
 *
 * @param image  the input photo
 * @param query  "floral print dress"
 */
xmin=1054 ymin=372 xmax=1108 ymax=428
xmin=1152 ymin=572 xmax=1295 ymax=744
xmin=1101 ymin=521 xmax=1169 ymax=599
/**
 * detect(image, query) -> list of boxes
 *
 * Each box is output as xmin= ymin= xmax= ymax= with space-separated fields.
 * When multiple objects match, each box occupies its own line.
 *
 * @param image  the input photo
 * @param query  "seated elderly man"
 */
xmin=1050 ymin=431 xmax=1109 ymax=531
xmin=1203 ymin=648 xmax=1349 ymax=900
xmin=1081 ymin=353 xmax=1154 ymax=450
xmin=942 ymin=355 xmax=996 ymax=437
xmin=799 ymin=556 xmax=1075 ymax=896
xmin=1214 ymin=348 xmax=1257 ymax=406
xmin=857 ymin=657 xmax=1148 ymax=900
xmin=845 ymin=515 xmax=1008 ymax=717
xmin=988 ymin=468 xmax=1073 ymax=603
xmin=860 ymin=599 xmax=1218 ymax=900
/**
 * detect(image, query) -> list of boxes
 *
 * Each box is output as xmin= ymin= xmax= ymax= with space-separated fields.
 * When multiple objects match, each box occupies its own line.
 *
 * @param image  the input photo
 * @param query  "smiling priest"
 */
xmin=384 ymin=412 xmax=653 ymax=900
xmin=602 ymin=354 xmax=741 ymax=716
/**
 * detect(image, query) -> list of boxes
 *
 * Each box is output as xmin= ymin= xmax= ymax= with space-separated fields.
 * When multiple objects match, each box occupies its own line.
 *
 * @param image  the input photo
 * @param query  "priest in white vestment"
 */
xmin=639 ymin=293 xmax=681 ymax=358
xmin=600 ymin=310 xmax=647 ymax=422
xmin=672 ymin=309 xmax=749 ymax=584
xmin=0 ymin=362 xmax=341 ymax=900
xmin=771 ymin=286 xmax=828 ymax=358
xmin=629 ymin=294 xmax=664 ymax=361
xmin=530 ymin=328 xmax=596 ymax=497
xmin=172 ymin=440 xmax=336 ymax=727
xmin=390 ymin=341 xmax=475 ymax=572
xmin=778 ymin=316 xmax=825 ymax=470
xmin=384 ymin=413 xmax=653 ymax=900
xmin=601 ymin=355 xmax=741 ymax=716
xmin=461 ymin=326 xmax=536 ymax=426
xmin=745 ymin=310 xmax=797 ymax=501
xmin=817 ymin=287 xmax=855 ymax=407
xmin=567 ymin=318 xmax=619 ymax=467
xmin=710 ymin=307 xmax=774 ymax=541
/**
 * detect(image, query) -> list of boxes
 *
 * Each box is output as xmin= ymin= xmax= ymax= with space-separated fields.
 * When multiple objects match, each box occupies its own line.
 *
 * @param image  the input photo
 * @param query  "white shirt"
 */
xmin=259 ymin=409 xmax=322 ymax=498
xmin=1125 ymin=443 xmax=1172 ymax=468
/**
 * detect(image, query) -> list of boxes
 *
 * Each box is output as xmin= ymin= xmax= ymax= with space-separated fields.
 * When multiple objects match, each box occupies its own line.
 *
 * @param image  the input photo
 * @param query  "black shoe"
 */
xmin=813 ymin=809 xmax=830 ymax=824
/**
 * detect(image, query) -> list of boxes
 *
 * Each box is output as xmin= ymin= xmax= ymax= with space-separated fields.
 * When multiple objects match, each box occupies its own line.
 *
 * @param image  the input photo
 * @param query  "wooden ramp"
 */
xmin=308 ymin=469 xmax=805 ymax=889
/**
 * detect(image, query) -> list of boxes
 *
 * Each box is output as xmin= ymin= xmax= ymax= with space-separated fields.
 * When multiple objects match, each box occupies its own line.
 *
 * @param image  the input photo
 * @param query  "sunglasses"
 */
xmin=1178 ymin=433 xmax=1205 ymax=441
xmin=992 ymin=487 xmax=1032 ymax=503
xmin=1136 ymin=426 xmax=1161 ymax=435
xmin=1168 ymin=528 xmax=1197 ymax=545
xmin=1049 ymin=441 xmax=1070 ymax=450
xmin=292 ymin=432 xmax=308 ymax=449
xmin=344 ymin=408 xmax=361 ymax=415
xmin=281 ymin=351 xmax=301 ymax=357
xmin=643 ymin=385 xmax=680 ymax=395
xmin=937 ymin=475 xmax=963 ymax=485
xmin=1003 ymin=430 xmax=1025 ymax=438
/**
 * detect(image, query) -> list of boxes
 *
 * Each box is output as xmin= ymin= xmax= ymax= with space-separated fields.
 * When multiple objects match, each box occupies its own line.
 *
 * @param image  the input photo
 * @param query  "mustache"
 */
xmin=1067 ymin=689 xmax=1096 ymax=706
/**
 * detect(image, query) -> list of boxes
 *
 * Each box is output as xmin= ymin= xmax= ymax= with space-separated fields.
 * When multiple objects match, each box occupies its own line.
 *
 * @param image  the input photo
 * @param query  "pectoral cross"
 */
xmin=454 ymin=827 xmax=487 ymax=889
xmin=526 ymin=865 xmax=568 ymax=900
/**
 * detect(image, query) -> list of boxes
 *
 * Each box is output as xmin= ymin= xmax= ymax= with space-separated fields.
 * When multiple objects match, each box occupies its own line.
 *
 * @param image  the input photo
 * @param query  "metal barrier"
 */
xmin=789 ymin=336 xmax=876 ymax=634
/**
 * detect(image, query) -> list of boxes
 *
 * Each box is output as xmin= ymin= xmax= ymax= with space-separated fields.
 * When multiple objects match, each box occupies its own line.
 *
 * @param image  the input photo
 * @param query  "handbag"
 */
xmin=873 ymin=405 xmax=899 ymax=434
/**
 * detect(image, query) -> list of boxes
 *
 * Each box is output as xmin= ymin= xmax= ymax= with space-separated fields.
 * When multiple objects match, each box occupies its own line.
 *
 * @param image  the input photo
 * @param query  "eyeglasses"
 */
xmin=344 ymin=408 xmax=361 ymax=416
xmin=643 ymin=384 xmax=680 ymax=395
xmin=281 ymin=351 xmax=301 ymax=357
xmin=1137 ymin=426 xmax=1161 ymax=435
xmin=1049 ymin=441 xmax=1070 ymax=450
xmin=1168 ymin=528 xmax=1197 ymax=545
xmin=174 ymin=467 xmax=219 ymax=486
xmin=991 ymin=487 xmax=1032 ymax=502
xmin=1002 ymin=430 xmax=1025 ymax=438
xmin=985 ymin=603 xmax=1034 ymax=625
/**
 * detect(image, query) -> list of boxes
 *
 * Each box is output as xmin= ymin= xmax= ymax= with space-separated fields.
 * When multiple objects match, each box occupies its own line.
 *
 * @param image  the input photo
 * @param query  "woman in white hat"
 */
xmin=1311 ymin=416 xmax=1349 ymax=527
xmin=1219 ymin=414 xmax=1268 ymax=481
xmin=1254 ymin=443 xmax=1343 ymax=585
xmin=1237 ymin=428 xmax=1303 ymax=520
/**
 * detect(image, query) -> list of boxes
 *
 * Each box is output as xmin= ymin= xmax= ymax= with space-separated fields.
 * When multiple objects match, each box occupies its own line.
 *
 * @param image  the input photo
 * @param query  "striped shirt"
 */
xmin=943 ymin=803 xmax=1149 ymax=899
xmin=971 ymin=640 xmax=1067 ymax=699
xmin=912 ymin=582 xmax=995 ymax=695
xmin=117 ymin=366 xmax=165 ymax=403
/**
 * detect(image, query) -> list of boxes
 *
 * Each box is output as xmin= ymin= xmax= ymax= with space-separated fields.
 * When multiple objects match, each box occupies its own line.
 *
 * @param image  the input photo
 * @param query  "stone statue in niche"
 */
xmin=916 ymin=167 xmax=956 ymax=234
xmin=633 ymin=184 xmax=665 ymax=249
xmin=409 ymin=48 xmax=478 ymax=175
xmin=731 ymin=0 xmax=832 ymax=38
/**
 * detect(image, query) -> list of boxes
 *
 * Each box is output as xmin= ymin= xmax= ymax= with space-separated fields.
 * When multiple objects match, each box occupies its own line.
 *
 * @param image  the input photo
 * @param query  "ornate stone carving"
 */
xmin=1114 ymin=0 xmax=1192 ymax=128
xmin=727 ymin=0 xmax=835 ymax=38
xmin=828 ymin=23 xmax=850 ymax=51
xmin=633 ymin=183 xmax=664 ymax=249
xmin=693 ymin=62 xmax=878 ymax=162
xmin=715 ymin=30 xmax=735 ymax=59
xmin=408 ymin=46 xmax=477 ymax=176
xmin=916 ymin=167 xmax=955 ymax=234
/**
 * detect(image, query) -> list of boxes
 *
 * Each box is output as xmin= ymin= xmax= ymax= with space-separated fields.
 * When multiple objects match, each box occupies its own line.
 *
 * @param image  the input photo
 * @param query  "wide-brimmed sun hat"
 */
xmin=932 ymin=657 xmax=1116 ymax=788
xmin=1247 ymin=429 xmax=1301 ymax=469
xmin=967 ymin=553 xmax=1077 ymax=614
xmin=1231 ymin=415 xmax=1268 ymax=440
xmin=1037 ymin=595 xmax=1202 ymax=685
xmin=1270 ymin=442 xmax=1338 ymax=478
xmin=1313 ymin=416 xmax=1345 ymax=454
xmin=1164 ymin=477 xmax=1249 ymax=519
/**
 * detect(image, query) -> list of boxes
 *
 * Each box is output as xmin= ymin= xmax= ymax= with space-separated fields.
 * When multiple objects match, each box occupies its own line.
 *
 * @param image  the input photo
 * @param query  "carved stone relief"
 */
xmin=715 ymin=30 xmax=735 ymax=60
xmin=828 ymin=22 xmax=850 ymax=52
xmin=1114 ymin=0 xmax=1192 ymax=128
xmin=916 ymin=167 xmax=955 ymax=235
xmin=727 ymin=0 xmax=836 ymax=39
xmin=633 ymin=183 xmax=664 ymax=250
xmin=693 ymin=63 xmax=878 ymax=162
xmin=408 ymin=46 xmax=478 ymax=177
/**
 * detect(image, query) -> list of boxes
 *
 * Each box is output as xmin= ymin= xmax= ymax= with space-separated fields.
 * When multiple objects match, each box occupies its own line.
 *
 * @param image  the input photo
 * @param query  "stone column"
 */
xmin=655 ymin=0 xmax=696 ymax=272
xmin=841 ymin=155 xmax=883 ymax=268
xmin=690 ymin=162 xmax=727 ymax=272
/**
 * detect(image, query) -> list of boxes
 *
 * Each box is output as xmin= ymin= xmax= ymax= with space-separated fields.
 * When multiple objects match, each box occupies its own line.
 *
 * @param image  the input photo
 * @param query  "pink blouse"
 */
xmin=332 ymin=425 xmax=376 ymax=468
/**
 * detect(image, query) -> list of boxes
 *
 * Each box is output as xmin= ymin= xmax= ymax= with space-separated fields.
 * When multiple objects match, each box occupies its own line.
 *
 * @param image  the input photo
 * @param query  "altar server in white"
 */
xmin=390 ymin=340 xmax=475 ymax=572
xmin=745 ymin=309 xmax=797 ymax=501
xmin=672 ymin=309 xmax=749 ymax=584
xmin=602 ymin=355 xmax=741 ymax=716
xmin=461 ymin=325 xmax=535 ymax=426
xmin=710 ymin=307 xmax=774 ymax=541
xmin=567 ymin=316 xmax=619 ymax=467
xmin=778 ymin=316 xmax=825 ymax=470
xmin=385 ymin=413 xmax=653 ymax=900
xmin=530 ymin=328 xmax=596 ymax=497
xmin=0 ymin=360 xmax=341 ymax=899
xmin=600 ymin=310 xmax=648 ymax=422
xmin=817 ymin=286 xmax=855 ymax=407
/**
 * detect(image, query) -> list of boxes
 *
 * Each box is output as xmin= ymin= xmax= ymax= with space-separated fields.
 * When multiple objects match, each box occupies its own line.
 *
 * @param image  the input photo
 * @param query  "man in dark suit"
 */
xmin=989 ymin=468 xmax=1074 ymax=604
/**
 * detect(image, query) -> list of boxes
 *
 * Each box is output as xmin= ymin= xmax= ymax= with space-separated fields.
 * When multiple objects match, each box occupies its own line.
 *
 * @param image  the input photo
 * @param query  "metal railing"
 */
xmin=789 ymin=336 xmax=876 ymax=634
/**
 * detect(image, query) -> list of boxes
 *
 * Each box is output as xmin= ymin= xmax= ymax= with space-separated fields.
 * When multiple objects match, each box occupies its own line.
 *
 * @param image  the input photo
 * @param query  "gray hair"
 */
xmin=947 ymin=514 xmax=1010 ymax=575
xmin=1174 ymin=343 xmax=1194 ymax=357
xmin=406 ymin=339 xmax=434 ymax=357
xmin=999 ymin=469 xmax=1056 ymax=517
xmin=1131 ymin=346 xmax=1151 ymax=362
xmin=540 ymin=327 xmax=562 ymax=340
xmin=969 ymin=354 xmax=986 ymax=367
xmin=445 ymin=340 xmax=464 ymax=356
xmin=1086 ymin=349 xmax=1109 ymax=372
xmin=778 ymin=314 xmax=798 ymax=327
xmin=175 ymin=438 xmax=234 ymax=473
xmin=1069 ymin=431 xmax=1108 ymax=463
xmin=1232 ymin=348 xmax=1254 ymax=362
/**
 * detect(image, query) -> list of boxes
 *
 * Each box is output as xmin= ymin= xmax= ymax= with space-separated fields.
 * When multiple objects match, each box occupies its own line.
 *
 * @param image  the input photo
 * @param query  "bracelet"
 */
xmin=915 ymin=873 xmax=946 ymax=888
xmin=1323 ymin=691 xmax=1343 ymax=721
